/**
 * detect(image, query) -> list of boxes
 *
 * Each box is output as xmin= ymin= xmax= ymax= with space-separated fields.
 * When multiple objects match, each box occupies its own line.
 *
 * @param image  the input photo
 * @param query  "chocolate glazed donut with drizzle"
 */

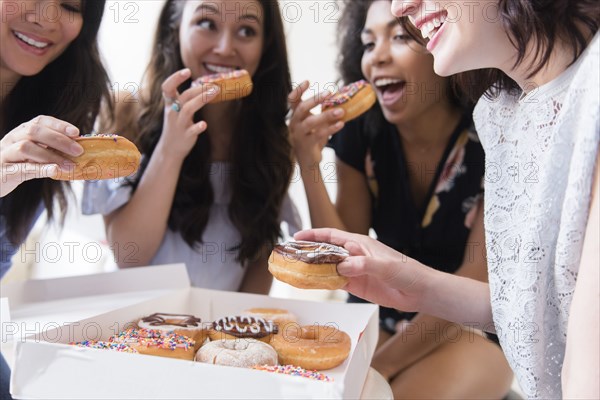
xmin=209 ymin=316 xmax=278 ymax=343
xmin=268 ymin=240 xmax=350 ymax=290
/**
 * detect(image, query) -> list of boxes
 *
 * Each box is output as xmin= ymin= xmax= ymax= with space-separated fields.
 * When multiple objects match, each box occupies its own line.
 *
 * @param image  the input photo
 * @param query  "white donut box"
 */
xmin=2 ymin=264 xmax=378 ymax=399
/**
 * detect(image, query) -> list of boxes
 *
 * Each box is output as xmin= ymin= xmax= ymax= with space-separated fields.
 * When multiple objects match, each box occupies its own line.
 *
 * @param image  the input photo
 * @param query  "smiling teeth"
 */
xmin=14 ymin=31 xmax=49 ymax=49
xmin=205 ymin=63 xmax=236 ymax=73
xmin=420 ymin=14 xmax=446 ymax=39
xmin=374 ymin=78 xmax=402 ymax=88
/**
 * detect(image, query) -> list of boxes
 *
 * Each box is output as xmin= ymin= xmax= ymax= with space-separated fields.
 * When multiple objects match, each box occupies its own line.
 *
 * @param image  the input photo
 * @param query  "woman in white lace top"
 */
xmin=296 ymin=1 xmax=599 ymax=398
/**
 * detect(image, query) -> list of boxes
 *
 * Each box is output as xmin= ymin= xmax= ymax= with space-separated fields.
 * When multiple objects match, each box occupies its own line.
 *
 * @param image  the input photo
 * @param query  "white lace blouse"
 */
xmin=82 ymin=162 xmax=301 ymax=291
xmin=473 ymin=33 xmax=599 ymax=398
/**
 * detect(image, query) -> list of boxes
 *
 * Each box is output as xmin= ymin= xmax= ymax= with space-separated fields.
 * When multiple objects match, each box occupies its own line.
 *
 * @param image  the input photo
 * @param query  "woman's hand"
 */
xmin=0 ymin=115 xmax=82 ymax=197
xmin=288 ymin=80 xmax=345 ymax=166
xmin=156 ymin=68 xmax=220 ymax=160
xmin=294 ymin=228 xmax=432 ymax=312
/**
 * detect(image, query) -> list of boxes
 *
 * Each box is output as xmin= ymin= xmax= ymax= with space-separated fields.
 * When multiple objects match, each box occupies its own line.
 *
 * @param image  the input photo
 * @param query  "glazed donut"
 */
xmin=52 ymin=134 xmax=141 ymax=181
xmin=209 ymin=316 xmax=278 ymax=343
xmin=268 ymin=241 xmax=349 ymax=290
xmin=192 ymin=69 xmax=253 ymax=103
xmin=137 ymin=313 xmax=208 ymax=350
xmin=321 ymin=80 xmax=376 ymax=122
xmin=270 ymin=325 xmax=351 ymax=370
xmin=109 ymin=328 xmax=196 ymax=360
xmin=242 ymin=308 xmax=298 ymax=329
xmin=195 ymin=338 xmax=278 ymax=368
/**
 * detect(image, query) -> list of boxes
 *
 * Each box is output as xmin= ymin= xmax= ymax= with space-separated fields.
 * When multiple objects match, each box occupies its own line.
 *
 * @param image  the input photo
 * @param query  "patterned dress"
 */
xmin=330 ymin=114 xmax=485 ymax=333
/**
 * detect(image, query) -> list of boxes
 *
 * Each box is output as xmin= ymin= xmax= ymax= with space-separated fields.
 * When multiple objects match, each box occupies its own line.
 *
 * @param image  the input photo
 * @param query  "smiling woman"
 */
xmin=82 ymin=0 xmax=297 ymax=295
xmin=0 ymin=0 xmax=112 ymax=398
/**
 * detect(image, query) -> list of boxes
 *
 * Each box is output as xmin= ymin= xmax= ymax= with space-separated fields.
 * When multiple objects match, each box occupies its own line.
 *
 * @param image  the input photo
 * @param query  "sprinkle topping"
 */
xmin=109 ymin=328 xmax=195 ymax=351
xmin=195 ymin=69 xmax=248 ymax=84
xmin=70 ymin=340 xmax=138 ymax=353
xmin=322 ymin=80 xmax=370 ymax=108
xmin=252 ymin=365 xmax=333 ymax=382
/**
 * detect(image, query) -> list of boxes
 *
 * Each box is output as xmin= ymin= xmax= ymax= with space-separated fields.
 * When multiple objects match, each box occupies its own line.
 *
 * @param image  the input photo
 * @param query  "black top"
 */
xmin=329 ymin=114 xmax=485 ymax=333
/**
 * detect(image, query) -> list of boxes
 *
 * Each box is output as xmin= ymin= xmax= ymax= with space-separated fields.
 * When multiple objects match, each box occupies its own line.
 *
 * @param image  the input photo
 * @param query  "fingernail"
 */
xmin=65 ymin=126 xmax=79 ymax=136
xmin=70 ymin=143 xmax=84 ymax=156
xmin=180 ymin=68 xmax=191 ymax=76
xmin=333 ymin=109 xmax=344 ymax=117
xmin=206 ymin=84 xmax=220 ymax=96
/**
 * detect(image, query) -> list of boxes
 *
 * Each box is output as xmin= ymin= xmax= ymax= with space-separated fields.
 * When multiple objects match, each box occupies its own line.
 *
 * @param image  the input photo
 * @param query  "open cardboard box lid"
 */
xmin=6 ymin=264 xmax=378 ymax=399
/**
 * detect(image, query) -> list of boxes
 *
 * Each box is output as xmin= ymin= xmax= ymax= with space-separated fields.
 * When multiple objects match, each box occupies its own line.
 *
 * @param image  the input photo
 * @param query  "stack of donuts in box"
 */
xmin=71 ymin=307 xmax=351 ymax=382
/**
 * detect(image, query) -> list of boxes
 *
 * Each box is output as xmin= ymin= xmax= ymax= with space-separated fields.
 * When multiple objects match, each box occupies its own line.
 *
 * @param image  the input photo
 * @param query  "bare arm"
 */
xmin=295 ymin=228 xmax=494 ymax=327
xmin=562 ymin=158 xmax=600 ymax=398
xmin=289 ymin=81 xmax=371 ymax=231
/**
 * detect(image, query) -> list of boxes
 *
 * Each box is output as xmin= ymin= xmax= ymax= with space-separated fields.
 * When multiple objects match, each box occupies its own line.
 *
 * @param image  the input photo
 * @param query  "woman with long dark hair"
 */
xmin=0 ymin=0 xmax=111 ymax=397
xmin=83 ymin=0 xmax=295 ymax=294
xmin=297 ymin=0 xmax=599 ymax=397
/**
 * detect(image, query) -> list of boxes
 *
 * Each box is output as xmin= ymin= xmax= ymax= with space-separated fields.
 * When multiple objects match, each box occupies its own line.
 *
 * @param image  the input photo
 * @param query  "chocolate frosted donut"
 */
xmin=209 ymin=316 xmax=278 ymax=343
xmin=268 ymin=240 xmax=349 ymax=290
xmin=322 ymin=80 xmax=376 ymax=122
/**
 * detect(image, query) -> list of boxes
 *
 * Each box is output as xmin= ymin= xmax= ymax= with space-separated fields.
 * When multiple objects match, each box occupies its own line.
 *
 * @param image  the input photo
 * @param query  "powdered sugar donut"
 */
xmin=195 ymin=339 xmax=278 ymax=368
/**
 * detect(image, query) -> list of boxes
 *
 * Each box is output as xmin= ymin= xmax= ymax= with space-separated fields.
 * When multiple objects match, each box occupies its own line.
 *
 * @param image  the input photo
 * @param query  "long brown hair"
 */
xmin=1 ymin=0 xmax=112 ymax=245
xmin=134 ymin=0 xmax=293 ymax=265
xmin=442 ymin=0 xmax=599 ymax=101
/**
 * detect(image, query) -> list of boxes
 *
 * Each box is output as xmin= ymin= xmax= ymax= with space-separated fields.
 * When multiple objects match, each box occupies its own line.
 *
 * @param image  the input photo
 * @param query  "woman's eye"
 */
xmin=61 ymin=1 xmax=81 ymax=13
xmin=362 ymin=42 xmax=374 ymax=52
xmin=239 ymin=26 xmax=257 ymax=37
xmin=393 ymin=34 xmax=411 ymax=43
xmin=197 ymin=19 xmax=215 ymax=30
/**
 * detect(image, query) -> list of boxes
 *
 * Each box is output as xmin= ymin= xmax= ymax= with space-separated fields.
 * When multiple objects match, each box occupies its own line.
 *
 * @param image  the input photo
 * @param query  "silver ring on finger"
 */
xmin=171 ymin=99 xmax=181 ymax=113
xmin=163 ymin=93 xmax=181 ymax=112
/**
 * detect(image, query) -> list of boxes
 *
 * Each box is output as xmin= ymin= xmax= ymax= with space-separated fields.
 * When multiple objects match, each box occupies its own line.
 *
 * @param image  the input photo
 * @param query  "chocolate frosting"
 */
xmin=213 ymin=316 xmax=278 ymax=339
xmin=274 ymin=241 xmax=349 ymax=264
xmin=141 ymin=313 xmax=201 ymax=328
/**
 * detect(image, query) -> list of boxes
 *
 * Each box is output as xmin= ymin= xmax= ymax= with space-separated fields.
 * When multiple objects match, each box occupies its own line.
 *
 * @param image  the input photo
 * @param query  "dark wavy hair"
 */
xmin=133 ymin=0 xmax=293 ymax=265
xmin=337 ymin=0 xmax=469 ymax=136
xmin=1 ymin=0 xmax=112 ymax=244
xmin=400 ymin=0 xmax=600 ymax=101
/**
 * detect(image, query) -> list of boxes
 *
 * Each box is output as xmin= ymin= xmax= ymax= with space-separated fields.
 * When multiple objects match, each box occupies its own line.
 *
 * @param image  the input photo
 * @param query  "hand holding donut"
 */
xmin=0 ymin=115 xmax=82 ymax=197
xmin=156 ymin=68 xmax=220 ymax=160
xmin=288 ymin=80 xmax=345 ymax=167
xmin=294 ymin=228 xmax=431 ymax=312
